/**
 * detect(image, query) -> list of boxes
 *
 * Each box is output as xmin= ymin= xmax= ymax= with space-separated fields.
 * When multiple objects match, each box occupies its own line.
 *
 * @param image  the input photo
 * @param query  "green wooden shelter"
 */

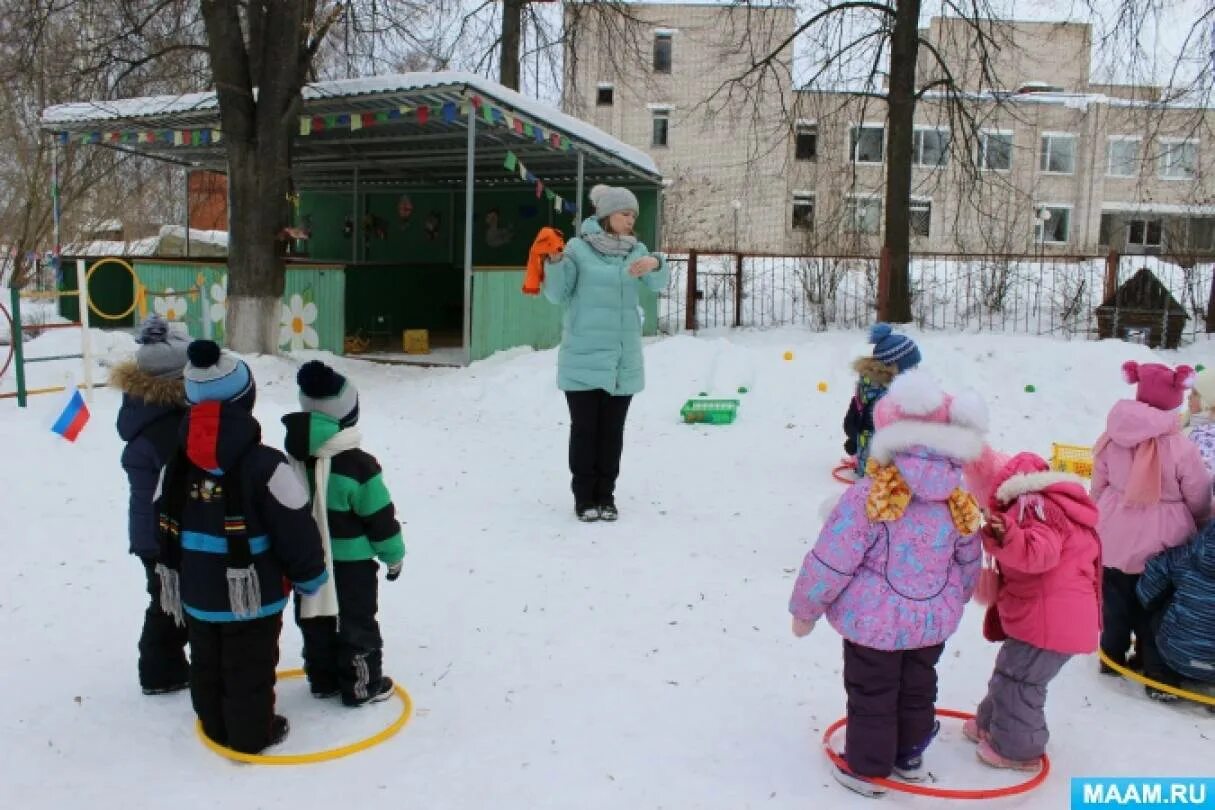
xmin=40 ymin=71 xmax=664 ymax=363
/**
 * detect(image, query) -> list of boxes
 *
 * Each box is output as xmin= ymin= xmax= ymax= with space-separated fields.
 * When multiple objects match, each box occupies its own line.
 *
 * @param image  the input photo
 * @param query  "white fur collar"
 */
xmin=868 ymin=420 xmax=985 ymax=464
xmin=994 ymin=470 xmax=1087 ymax=504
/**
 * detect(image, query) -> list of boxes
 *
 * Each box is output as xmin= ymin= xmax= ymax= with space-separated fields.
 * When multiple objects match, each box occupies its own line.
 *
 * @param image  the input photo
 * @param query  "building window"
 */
xmin=1159 ymin=139 xmax=1197 ymax=180
xmin=651 ymin=109 xmax=669 ymax=147
xmin=845 ymin=196 xmax=882 ymax=234
xmin=1189 ymin=217 xmax=1215 ymax=251
xmin=912 ymin=128 xmax=949 ymax=167
xmin=596 ymin=84 xmax=614 ymax=106
xmin=1127 ymin=218 xmax=1163 ymax=247
xmin=850 ymin=125 xmax=884 ymax=164
xmin=653 ymin=33 xmax=672 ymax=73
xmin=792 ymin=193 xmax=815 ymax=230
xmin=1040 ymin=134 xmax=1077 ymax=174
xmin=795 ymin=123 xmax=817 ymax=161
xmin=1107 ymin=138 xmax=1139 ymax=177
xmin=1098 ymin=214 xmax=1113 ymax=247
xmin=980 ymin=130 xmax=1013 ymax=171
xmin=1034 ymin=205 xmax=1071 ymax=244
xmin=910 ymin=199 xmax=931 ymax=237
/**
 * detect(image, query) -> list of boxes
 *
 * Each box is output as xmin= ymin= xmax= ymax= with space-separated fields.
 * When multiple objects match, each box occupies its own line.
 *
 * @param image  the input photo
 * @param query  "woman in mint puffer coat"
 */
xmin=542 ymin=184 xmax=669 ymax=522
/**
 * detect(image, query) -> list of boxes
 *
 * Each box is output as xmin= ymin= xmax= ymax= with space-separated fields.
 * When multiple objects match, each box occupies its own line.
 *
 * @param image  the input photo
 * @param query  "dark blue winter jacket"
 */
xmin=112 ymin=362 xmax=188 ymax=558
xmin=156 ymin=400 xmax=327 ymax=622
xmin=1137 ymin=522 xmax=1215 ymax=682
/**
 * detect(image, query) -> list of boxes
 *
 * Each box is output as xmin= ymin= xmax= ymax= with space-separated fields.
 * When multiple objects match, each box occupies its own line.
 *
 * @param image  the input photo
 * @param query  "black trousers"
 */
xmin=565 ymin=389 xmax=632 ymax=507
xmin=138 ymin=557 xmax=189 ymax=691
xmin=1101 ymin=567 xmax=1177 ymax=685
xmin=842 ymin=640 xmax=944 ymax=778
xmin=294 ymin=560 xmax=384 ymax=703
xmin=187 ymin=613 xmax=282 ymax=754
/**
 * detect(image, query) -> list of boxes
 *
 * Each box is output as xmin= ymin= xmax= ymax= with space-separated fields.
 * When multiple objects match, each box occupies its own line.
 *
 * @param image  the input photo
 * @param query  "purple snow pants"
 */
xmin=843 ymin=639 xmax=945 ymax=777
xmin=976 ymin=638 xmax=1071 ymax=761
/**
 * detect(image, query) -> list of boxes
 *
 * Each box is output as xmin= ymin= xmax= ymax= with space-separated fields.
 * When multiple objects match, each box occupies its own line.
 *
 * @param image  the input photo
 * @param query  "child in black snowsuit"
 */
xmin=154 ymin=341 xmax=328 ymax=754
xmin=112 ymin=314 xmax=191 ymax=695
xmin=842 ymin=323 xmax=921 ymax=475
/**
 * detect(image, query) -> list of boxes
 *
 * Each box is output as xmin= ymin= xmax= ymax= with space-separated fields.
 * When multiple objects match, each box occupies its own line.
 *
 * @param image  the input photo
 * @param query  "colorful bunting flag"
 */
xmin=416 ymin=105 xmax=429 ymax=125
xmin=504 ymin=151 xmax=518 ymax=172
xmin=442 ymin=101 xmax=457 ymax=124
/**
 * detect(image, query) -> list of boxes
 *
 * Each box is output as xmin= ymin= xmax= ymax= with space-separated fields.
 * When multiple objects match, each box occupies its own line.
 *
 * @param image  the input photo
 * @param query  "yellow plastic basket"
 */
xmin=1050 ymin=443 xmax=1094 ymax=478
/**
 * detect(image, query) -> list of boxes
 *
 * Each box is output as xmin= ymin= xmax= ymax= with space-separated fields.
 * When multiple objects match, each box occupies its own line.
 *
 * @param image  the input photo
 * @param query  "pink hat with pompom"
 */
xmin=1122 ymin=361 xmax=1193 ymax=412
xmin=869 ymin=367 xmax=988 ymax=464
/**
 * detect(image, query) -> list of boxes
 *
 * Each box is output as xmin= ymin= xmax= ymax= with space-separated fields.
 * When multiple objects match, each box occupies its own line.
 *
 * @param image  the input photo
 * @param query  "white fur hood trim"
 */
xmin=994 ymin=470 xmax=1088 ymax=504
xmin=869 ymin=420 xmax=986 ymax=464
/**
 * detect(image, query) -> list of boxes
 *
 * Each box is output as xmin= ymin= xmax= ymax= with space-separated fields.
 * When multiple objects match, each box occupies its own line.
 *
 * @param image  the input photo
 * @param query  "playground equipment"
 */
xmin=197 ymin=668 xmax=414 ymax=765
xmin=822 ymin=708 xmax=1050 ymax=799
xmin=2 ymin=257 xmax=207 ymax=406
xmin=4 ymin=258 xmax=94 ymax=406
xmin=1049 ymin=443 xmax=1093 ymax=478
xmin=680 ymin=397 xmax=739 ymax=425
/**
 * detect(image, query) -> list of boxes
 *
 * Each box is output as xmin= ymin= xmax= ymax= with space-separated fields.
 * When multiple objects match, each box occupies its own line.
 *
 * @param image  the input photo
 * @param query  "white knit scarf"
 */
xmin=292 ymin=426 xmax=363 ymax=618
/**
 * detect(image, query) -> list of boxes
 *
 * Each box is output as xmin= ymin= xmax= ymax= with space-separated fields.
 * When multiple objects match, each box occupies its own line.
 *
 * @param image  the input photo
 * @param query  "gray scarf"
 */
xmin=583 ymin=229 xmax=637 ymax=257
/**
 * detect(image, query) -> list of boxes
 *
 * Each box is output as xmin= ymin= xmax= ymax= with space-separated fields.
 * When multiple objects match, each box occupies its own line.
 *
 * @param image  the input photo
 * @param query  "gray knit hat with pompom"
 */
xmin=589 ymin=184 xmax=639 ymax=219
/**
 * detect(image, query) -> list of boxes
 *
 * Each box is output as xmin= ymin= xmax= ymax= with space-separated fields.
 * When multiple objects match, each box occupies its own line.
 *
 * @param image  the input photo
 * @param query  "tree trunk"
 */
xmin=202 ymin=0 xmax=309 ymax=354
xmin=500 ymin=0 xmax=523 ymax=90
xmin=225 ymin=135 xmax=291 ymax=353
xmin=879 ymin=0 xmax=920 ymax=324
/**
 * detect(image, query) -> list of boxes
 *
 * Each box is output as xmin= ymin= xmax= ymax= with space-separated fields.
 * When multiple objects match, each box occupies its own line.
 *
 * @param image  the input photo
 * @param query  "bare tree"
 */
xmin=198 ymin=1 xmax=341 ymax=353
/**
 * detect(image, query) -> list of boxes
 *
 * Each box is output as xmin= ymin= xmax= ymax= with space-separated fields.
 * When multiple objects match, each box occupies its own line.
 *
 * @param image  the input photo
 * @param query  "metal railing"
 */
xmin=658 ymin=250 xmax=1214 ymax=345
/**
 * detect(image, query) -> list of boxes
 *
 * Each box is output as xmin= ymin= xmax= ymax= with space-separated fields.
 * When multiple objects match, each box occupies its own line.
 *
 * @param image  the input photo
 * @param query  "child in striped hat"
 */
xmin=842 ymin=323 xmax=922 ymax=476
xmin=282 ymin=360 xmax=404 ymax=707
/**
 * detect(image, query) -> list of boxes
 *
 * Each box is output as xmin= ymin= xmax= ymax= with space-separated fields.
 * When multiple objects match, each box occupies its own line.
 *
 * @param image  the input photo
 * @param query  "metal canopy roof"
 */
xmin=40 ymin=71 xmax=662 ymax=190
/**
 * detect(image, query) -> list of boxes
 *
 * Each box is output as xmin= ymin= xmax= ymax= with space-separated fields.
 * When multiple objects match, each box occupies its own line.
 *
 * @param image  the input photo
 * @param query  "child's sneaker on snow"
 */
xmin=1145 ymin=685 xmax=1180 ymax=703
xmin=265 ymin=714 xmax=289 ymax=749
xmin=311 ymin=686 xmax=340 ymax=699
xmin=832 ymin=765 xmax=886 ymax=798
xmin=343 ymin=676 xmax=395 ymax=707
xmin=961 ymin=717 xmax=989 ymax=744
xmin=576 ymin=503 xmax=600 ymax=522
xmin=976 ymin=740 xmax=1040 ymax=771
xmin=892 ymin=720 xmax=939 ymax=782
xmin=142 ymin=680 xmax=189 ymax=696
xmin=598 ymin=502 xmax=619 ymax=522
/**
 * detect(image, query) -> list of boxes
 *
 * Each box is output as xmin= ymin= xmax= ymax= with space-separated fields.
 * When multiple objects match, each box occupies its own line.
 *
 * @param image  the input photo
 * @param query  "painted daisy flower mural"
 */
xmin=279 ymin=292 xmax=319 ymax=351
xmin=152 ymin=289 xmax=188 ymax=322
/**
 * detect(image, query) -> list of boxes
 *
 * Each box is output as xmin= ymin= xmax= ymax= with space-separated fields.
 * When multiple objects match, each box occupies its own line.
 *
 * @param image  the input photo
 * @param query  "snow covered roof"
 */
xmin=40 ymin=71 xmax=660 ymax=186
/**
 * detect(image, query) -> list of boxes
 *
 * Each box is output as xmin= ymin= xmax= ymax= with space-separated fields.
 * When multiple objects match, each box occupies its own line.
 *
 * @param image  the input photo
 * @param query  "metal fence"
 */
xmin=658 ymin=251 xmax=1214 ymax=344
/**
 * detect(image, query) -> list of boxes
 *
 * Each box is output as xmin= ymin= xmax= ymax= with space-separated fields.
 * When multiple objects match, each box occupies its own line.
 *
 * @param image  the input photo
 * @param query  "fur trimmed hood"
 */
xmin=852 ymin=356 xmax=897 ymax=387
xmin=110 ymin=360 xmax=187 ymax=407
xmin=988 ymin=451 xmax=1099 ymax=529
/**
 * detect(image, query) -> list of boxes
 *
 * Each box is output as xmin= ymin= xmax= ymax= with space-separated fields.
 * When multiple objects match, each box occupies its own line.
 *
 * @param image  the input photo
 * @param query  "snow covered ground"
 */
xmin=2 ymin=325 xmax=1214 ymax=809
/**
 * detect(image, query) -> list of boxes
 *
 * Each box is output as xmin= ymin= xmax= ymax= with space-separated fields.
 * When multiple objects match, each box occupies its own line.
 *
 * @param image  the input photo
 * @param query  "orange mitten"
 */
xmin=523 ymin=227 xmax=565 ymax=296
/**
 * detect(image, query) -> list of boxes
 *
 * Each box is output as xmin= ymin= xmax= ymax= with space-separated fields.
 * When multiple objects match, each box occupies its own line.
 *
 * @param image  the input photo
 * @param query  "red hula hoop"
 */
xmin=821 ymin=707 xmax=1051 ymax=800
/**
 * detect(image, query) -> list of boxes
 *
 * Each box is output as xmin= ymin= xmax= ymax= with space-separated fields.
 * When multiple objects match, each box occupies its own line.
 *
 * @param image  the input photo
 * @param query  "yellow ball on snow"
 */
xmin=783 ymin=351 xmax=794 ymax=361
xmin=817 ymin=381 xmax=828 ymax=393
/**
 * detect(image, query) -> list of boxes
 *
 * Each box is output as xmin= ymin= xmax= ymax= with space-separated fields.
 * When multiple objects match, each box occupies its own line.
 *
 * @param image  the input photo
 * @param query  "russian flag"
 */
xmin=51 ymin=388 xmax=90 ymax=442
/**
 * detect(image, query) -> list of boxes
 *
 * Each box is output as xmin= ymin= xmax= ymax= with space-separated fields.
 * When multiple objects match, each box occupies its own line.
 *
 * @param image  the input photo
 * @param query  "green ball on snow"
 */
xmin=1024 ymin=384 xmax=1036 ymax=393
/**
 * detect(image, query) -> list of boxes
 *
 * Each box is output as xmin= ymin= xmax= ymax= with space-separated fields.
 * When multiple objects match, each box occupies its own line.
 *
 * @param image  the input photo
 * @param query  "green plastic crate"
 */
xmin=680 ymin=398 xmax=739 ymax=425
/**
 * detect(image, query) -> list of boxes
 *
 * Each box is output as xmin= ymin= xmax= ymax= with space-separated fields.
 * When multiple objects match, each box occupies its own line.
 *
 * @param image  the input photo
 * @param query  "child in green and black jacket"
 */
xmin=282 ymin=361 xmax=405 ymax=707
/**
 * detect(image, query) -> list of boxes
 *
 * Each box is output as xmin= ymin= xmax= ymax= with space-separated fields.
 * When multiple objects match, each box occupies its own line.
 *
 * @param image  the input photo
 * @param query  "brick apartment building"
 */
xmin=563 ymin=3 xmax=1215 ymax=258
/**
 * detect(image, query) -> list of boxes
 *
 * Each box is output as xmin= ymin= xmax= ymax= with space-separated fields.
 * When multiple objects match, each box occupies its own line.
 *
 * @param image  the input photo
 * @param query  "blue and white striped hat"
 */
xmin=184 ymin=340 xmax=255 ymax=407
xmin=869 ymin=323 xmax=921 ymax=373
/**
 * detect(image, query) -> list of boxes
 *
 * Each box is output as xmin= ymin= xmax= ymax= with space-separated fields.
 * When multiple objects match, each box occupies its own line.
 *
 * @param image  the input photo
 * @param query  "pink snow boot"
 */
xmin=976 ymin=739 xmax=1041 ymax=771
xmin=961 ymin=717 xmax=989 ymax=744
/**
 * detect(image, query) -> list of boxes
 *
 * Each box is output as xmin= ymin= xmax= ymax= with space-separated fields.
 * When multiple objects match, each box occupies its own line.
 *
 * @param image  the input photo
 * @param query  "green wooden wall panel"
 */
xmin=471 ymin=270 xmax=563 ymax=362
xmin=131 ymin=260 xmax=345 ymax=354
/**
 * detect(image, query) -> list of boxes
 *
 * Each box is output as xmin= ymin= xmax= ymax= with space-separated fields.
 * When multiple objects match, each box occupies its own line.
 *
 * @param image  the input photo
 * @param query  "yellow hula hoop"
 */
xmin=1097 ymin=648 xmax=1215 ymax=707
xmin=195 ymin=668 xmax=414 ymax=765
xmin=85 ymin=257 xmax=140 ymax=321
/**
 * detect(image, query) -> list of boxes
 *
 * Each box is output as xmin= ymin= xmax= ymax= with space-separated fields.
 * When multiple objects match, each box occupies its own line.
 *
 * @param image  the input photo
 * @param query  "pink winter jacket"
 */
xmin=1092 ymin=400 xmax=1212 ymax=574
xmin=985 ymin=460 xmax=1102 ymax=655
